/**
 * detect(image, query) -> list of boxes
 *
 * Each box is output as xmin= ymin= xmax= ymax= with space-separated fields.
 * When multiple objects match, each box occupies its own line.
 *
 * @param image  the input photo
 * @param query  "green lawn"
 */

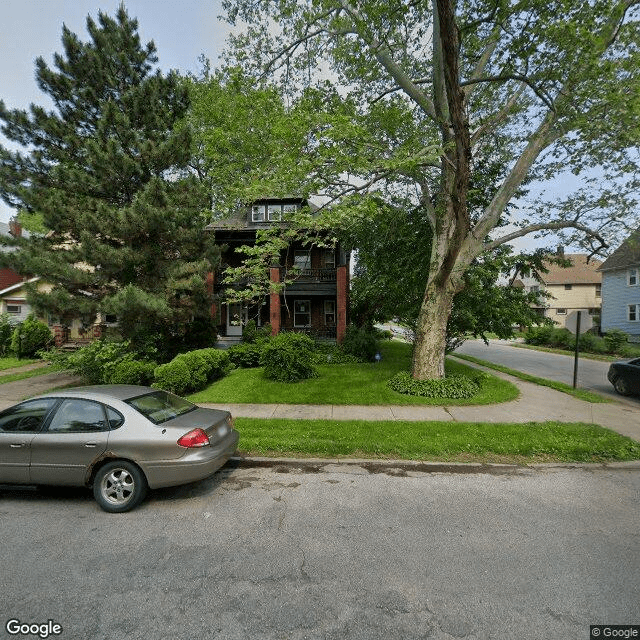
xmin=0 ymin=357 xmax=38 ymax=371
xmin=189 ymin=341 xmax=519 ymax=406
xmin=234 ymin=418 xmax=640 ymax=463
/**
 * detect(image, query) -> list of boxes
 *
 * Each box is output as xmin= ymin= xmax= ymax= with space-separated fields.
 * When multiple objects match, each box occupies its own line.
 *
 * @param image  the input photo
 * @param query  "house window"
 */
xmin=251 ymin=205 xmax=266 ymax=222
xmin=557 ymin=308 xmax=567 ymax=315
xmin=6 ymin=304 xmax=21 ymax=314
xmin=628 ymin=268 xmax=638 ymax=286
xmin=323 ymin=250 xmax=336 ymax=268
xmin=294 ymin=300 xmax=311 ymax=327
xmin=105 ymin=314 xmax=118 ymax=324
xmin=629 ymin=304 xmax=639 ymax=322
xmin=294 ymin=251 xmax=311 ymax=271
xmin=267 ymin=204 xmax=282 ymax=221
xmin=530 ymin=285 xmax=539 ymax=293
xmin=282 ymin=203 xmax=298 ymax=216
xmin=324 ymin=300 xmax=336 ymax=324
xmin=564 ymin=284 xmax=572 ymax=290
xmin=595 ymin=284 xmax=601 ymax=298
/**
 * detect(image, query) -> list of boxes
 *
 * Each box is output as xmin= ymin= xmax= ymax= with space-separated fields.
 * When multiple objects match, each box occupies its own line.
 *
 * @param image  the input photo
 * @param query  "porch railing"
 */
xmin=280 ymin=268 xmax=336 ymax=282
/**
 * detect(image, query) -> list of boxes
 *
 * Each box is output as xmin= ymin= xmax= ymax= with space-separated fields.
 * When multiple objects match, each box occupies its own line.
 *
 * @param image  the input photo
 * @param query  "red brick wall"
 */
xmin=0 ymin=268 xmax=23 ymax=290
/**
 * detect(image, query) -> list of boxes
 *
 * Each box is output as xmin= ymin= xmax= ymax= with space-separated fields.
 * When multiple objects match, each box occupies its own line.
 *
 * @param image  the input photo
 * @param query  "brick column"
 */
xmin=53 ymin=325 xmax=66 ymax=347
xmin=269 ymin=267 xmax=281 ymax=335
xmin=336 ymin=265 xmax=348 ymax=344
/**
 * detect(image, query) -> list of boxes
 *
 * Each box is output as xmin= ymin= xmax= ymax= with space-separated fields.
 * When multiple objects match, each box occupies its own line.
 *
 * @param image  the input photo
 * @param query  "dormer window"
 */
xmin=267 ymin=204 xmax=282 ymax=221
xmin=629 ymin=268 xmax=638 ymax=286
xmin=251 ymin=201 xmax=300 ymax=223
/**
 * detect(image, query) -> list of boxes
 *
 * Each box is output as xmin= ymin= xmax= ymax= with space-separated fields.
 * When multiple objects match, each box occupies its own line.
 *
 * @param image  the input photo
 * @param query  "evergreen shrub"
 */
xmin=0 ymin=313 xmax=14 ymax=357
xmin=261 ymin=332 xmax=319 ymax=382
xmin=10 ymin=315 xmax=52 ymax=358
xmin=153 ymin=348 xmax=230 ymax=394
xmin=341 ymin=326 xmax=379 ymax=362
xmin=107 ymin=359 xmax=157 ymax=385
xmin=604 ymin=329 xmax=629 ymax=354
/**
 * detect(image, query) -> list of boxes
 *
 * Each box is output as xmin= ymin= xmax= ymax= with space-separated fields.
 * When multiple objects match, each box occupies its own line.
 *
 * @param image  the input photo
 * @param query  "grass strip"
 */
xmin=190 ymin=341 xmax=519 ymax=406
xmin=234 ymin=418 xmax=640 ymax=463
xmin=0 ymin=358 xmax=39 ymax=372
xmin=453 ymin=353 xmax=611 ymax=403
xmin=0 ymin=366 xmax=59 ymax=385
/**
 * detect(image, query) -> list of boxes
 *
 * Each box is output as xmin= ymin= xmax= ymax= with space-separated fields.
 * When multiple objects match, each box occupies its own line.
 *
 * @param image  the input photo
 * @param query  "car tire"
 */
xmin=614 ymin=377 xmax=631 ymax=396
xmin=93 ymin=460 xmax=148 ymax=513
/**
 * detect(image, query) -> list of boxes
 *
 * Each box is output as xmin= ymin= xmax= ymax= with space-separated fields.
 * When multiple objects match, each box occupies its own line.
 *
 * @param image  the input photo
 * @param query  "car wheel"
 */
xmin=614 ymin=377 xmax=631 ymax=396
xmin=93 ymin=461 xmax=148 ymax=513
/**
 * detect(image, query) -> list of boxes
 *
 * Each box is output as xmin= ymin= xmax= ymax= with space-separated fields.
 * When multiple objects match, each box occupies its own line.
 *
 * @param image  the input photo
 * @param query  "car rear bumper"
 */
xmin=141 ymin=430 xmax=239 ymax=489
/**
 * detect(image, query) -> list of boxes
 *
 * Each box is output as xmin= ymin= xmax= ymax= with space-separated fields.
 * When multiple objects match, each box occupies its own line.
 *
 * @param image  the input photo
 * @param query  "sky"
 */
xmin=0 ymin=0 xmax=232 ymax=224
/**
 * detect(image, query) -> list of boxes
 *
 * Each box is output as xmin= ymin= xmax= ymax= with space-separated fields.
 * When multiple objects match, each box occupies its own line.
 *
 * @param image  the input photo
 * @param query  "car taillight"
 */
xmin=177 ymin=428 xmax=210 ymax=448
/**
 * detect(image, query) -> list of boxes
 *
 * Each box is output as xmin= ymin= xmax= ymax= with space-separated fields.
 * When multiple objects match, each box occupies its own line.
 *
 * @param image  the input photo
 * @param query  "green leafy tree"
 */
xmin=219 ymin=0 xmax=640 ymax=379
xmin=0 ymin=7 xmax=219 ymax=357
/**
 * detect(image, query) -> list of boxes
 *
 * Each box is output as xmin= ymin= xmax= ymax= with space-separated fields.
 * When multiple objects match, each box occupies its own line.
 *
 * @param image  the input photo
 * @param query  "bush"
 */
xmin=261 ymin=332 xmax=319 ymax=382
xmin=387 ymin=371 xmax=485 ymax=399
xmin=56 ymin=340 xmax=137 ymax=384
xmin=107 ymin=359 xmax=156 ymax=385
xmin=227 ymin=341 xmax=267 ymax=368
xmin=524 ymin=325 xmax=554 ymax=345
xmin=10 ymin=315 xmax=52 ymax=358
xmin=548 ymin=328 xmax=573 ymax=349
xmin=604 ymin=329 xmax=628 ymax=354
xmin=0 ymin=313 xmax=14 ymax=357
xmin=153 ymin=348 xmax=230 ymax=394
xmin=341 ymin=326 xmax=379 ymax=362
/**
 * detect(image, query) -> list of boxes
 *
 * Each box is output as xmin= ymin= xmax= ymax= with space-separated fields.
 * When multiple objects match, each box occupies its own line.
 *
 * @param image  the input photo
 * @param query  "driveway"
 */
xmin=455 ymin=339 xmax=640 ymax=405
xmin=1 ymin=461 xmax=638 ymax=640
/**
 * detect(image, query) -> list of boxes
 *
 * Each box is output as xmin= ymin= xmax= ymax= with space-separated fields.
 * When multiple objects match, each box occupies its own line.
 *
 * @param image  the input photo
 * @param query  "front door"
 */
xmin=227 ymin=303 xmax=248 ymax=336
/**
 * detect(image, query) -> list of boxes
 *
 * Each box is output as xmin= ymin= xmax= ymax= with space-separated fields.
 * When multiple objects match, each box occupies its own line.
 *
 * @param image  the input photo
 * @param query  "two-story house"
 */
xmin=206 ymin=198 xmax=349 ymax=343
xmin=518 ymin=252 xmax=602 ymax=328
xmin=598 ymin=229 xmax=640 ymax=341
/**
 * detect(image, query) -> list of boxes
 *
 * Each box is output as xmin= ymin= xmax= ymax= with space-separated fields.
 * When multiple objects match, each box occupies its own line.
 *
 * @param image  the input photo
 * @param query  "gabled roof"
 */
xmin=0 ymin=276 xmax=40 ymax=297
xmin=598 ymin=229 xmax=640 ymax=272
xmin=540 ymin=254 xmax=602 ymax=285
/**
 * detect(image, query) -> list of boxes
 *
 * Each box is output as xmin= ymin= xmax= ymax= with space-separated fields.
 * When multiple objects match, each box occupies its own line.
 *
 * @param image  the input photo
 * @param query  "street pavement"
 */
xmin=1 ymin=462 xmax=638 ymax=640
xmin=2 ymin=358 xmax=640 ymax=443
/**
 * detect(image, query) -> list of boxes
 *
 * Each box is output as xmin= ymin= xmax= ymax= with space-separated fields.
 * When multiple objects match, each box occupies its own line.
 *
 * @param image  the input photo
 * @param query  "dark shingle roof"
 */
xmin=598 ymin=229 xmax=640 ymax=272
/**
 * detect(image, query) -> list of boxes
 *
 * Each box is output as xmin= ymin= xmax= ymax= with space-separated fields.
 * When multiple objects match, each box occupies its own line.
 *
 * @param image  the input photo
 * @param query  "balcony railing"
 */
xmin=280 ymin=268 xmax=336 ymax=282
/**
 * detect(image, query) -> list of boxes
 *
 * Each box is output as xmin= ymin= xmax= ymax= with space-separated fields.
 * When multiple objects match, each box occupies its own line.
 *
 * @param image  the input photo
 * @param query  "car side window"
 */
xmin=47 ymin=399 xmax=108 ymax=433
xmin=0 ymin=399 xmax=58 ymax=433
xmin=105 ymin=406 xmax=125 ymax=430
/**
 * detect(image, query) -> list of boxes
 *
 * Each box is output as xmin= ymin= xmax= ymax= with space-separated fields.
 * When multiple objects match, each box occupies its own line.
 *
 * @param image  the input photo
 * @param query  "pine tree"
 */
xmin=0 ymin=6 xmax=218 ymax=357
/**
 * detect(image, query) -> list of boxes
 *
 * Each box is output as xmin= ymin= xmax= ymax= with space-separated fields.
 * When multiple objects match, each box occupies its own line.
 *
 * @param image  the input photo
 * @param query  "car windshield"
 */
xmin=126 ymin=391 xmax=197 ymax=425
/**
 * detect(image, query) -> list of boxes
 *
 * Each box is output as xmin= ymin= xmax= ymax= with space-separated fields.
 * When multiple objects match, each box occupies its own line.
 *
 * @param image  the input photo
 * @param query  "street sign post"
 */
xmin=565 ymin=310 xmax=593 ymax=389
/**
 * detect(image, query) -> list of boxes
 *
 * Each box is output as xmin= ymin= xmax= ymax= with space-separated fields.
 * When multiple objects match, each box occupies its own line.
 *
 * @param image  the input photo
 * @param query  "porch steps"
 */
xmin=216 ymin=336 xmax=242 ymax=349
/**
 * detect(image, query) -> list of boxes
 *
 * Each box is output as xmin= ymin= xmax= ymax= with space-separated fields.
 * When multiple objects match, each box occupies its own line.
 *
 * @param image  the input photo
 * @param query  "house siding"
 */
xmin=544 ymin=283 xmax=601 ymax=327
xmin=600 ymin=267 xmax=640 ymax=339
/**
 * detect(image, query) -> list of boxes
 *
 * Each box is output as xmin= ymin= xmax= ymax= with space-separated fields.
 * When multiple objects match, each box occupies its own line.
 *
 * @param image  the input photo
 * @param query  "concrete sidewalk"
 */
xmin=199 ymin=363 xmax=640 ymax=443
xmin=1 ymin=361 xmax=639 ymax=443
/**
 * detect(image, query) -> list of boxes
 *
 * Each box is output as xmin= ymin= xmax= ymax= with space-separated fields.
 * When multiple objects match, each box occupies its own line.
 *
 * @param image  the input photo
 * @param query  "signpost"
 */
xmin=565 ymin=310 xmax=594 ymax=389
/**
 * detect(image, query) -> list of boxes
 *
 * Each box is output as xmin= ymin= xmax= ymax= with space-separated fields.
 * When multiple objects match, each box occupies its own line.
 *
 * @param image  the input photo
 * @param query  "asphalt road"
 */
xmin=455 ymin=339 xmax=640 ymax=405
xmin=1 ymin=461 xmax=638 ymax=640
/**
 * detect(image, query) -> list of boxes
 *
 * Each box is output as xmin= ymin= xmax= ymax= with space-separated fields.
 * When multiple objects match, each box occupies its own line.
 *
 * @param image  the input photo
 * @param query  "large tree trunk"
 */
xmin=411 ymin=280 xmax=457 ymax=379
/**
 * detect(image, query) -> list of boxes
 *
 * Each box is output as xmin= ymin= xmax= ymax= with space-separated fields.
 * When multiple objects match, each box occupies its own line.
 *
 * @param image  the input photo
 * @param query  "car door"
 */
xmin=0 ymin=398 xmax=58 ymax=484
xmin=29 ymin=398 xmax=110 ymax=486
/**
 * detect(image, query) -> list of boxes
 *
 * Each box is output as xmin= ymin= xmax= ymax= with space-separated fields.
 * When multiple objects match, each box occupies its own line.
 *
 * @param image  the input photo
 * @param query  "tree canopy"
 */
xmin=217 ymin=0 xmax=640 ymax=378
xmin=0 ymin=7 xmax=218 ymax=356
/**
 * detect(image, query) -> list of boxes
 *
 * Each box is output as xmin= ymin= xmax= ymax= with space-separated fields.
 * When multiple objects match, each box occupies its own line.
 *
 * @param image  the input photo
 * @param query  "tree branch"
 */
xmin=482 ymin=220 xmax=608 ymax=253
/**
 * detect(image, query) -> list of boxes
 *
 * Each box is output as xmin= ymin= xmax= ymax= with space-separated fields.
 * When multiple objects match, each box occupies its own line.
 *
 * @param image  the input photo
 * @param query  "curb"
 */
xmin=228 ymin=456 xmax=640 ymax=475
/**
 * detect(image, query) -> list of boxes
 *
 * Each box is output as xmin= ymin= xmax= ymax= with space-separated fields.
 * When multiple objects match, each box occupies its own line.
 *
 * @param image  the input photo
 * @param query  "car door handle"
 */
xmin=9 ymin=443 xmax=26 ymax=448
xmin=84 ymin=442 xmax=98 ymax=447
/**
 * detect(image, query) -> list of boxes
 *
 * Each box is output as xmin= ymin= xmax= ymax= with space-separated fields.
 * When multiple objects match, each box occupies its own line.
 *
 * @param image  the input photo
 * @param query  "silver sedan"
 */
xmin=0 ymin=385 xmax=239 ymax=512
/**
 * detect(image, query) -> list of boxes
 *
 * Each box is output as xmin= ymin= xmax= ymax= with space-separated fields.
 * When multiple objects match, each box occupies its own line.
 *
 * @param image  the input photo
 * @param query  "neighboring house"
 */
xmin=598 ymin=229 xmax=640 ymax=341
xmin=518 ymin=252 xmax=602 ymax=328
xmin=207 ymin=198 xmax=350 ymax=343
xmin=0 ymin=277 xmax=41 ymax=322
xmin=0 ymin=219 xmax=29 ymax=293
